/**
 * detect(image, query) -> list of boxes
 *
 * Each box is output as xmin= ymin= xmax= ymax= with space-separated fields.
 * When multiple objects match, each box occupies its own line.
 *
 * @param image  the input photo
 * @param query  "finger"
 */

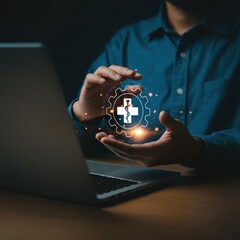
xmin=84 ymin=73 xmax=106 ymax=89
xmin=108 ymin=135 xmax=115 ymax=138
xmin=96 ymin=133 xmax=143 ymax=157
xmin=159 ymin=111 xmax=183 ymax=133
xmin=109 ymin=65 xmax=142 ymax=80
xmin=102 ymin=140 xmax=146 ymax=158
xmin=101 ymin=143 xmax=150 ymax=165
xmin=100 ymin=136 xmax=153 ymax=157
xmin=94 ymin=66 xmax=123 ymax=82
xmin=95 ymin=132 xmax=108 ymax=141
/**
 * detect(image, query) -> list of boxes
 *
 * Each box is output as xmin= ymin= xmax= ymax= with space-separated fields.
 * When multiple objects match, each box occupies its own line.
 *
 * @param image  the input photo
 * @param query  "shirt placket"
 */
xmin=172 ymin=40 xmax=190 ymax=124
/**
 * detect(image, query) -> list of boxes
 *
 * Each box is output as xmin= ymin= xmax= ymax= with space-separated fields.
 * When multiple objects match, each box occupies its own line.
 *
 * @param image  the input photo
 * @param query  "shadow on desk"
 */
xmin=179 ymin=164 xmax=240 ymax=187
xmin=0 ymin=160 xmax=240 ymax=240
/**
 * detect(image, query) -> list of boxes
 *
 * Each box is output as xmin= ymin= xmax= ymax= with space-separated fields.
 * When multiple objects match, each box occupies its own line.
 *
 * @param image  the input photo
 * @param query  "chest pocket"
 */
xmin=203 ymin=78 xmax=229 ymax=99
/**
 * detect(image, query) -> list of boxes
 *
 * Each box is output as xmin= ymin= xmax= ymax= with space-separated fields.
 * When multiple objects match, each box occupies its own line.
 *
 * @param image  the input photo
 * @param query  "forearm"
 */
xmin=194 ymin=129 xmax=240 ymax=170
xmin=67 ymin=100 xmax=113 ymax=158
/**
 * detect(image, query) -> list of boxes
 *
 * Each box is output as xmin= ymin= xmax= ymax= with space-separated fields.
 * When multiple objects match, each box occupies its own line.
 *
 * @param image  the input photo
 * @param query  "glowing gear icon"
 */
xmin=106 ymin=85 xmax=151 ymax=137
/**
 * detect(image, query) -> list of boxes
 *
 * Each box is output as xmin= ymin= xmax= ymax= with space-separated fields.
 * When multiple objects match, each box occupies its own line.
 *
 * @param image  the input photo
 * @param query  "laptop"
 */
xmin=0 ymin=43 xmax=180 ymax=206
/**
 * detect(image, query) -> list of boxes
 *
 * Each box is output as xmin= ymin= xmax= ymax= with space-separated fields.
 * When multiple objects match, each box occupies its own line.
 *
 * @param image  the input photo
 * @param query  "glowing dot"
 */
xmin=155 ymin=94 xmax=158 ymax=97
xmin=148 ymin=92 xmax=153 ymax=97
xmin=110 ymin=109 xmax=114 ymax=113
xmin=154 ymin=127 xmax=159 ymax=132
xmin=119 ymin=118 xmax=121 ymax=121
xmin=102 ymin=106 xmax=104 ymax=109
xmin=98 ymin=127 xmax=101 ymax=131
xmin=85 ymin=127 xmax=88 ymax=130
xmin=84 ymin=112 xmax=88 ymax=116
xmin=99 ymin=93 xmax=103 ymax=97
xmin=134 ymin=69 xmax=138 ymax=72
xmin=153 ymin=110 xmax=157 ymax=113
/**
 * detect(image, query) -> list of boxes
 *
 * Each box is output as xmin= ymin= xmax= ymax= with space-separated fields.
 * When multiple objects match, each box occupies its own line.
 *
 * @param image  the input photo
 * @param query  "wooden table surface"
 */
xmin=0 ymin=159 xmax=240 ymax=240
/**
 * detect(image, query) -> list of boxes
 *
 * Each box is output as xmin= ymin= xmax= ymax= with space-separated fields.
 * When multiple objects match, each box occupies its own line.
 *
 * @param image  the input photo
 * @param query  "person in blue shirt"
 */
xmin=68 ymin=0 xmax=240 ymax=169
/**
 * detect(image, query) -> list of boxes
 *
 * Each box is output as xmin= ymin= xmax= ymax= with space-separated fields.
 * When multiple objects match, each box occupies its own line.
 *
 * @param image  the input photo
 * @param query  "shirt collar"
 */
xmin=143 ymin=2 xmax=239 ymax=40
xmin=142 ymin=2 xmax=171 ymax=39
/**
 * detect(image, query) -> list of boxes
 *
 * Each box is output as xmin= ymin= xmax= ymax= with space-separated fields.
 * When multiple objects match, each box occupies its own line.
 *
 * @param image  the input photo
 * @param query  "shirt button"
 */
xmin=176 ymin=88 xmax=183 ymax=95
xmin=180 ymin=52 xmax=187 ymax=58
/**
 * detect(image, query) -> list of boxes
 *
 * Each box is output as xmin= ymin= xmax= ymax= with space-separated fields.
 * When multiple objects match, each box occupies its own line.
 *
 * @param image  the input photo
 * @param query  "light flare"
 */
xmin=130 ymin=127 xmax=149 ymax=140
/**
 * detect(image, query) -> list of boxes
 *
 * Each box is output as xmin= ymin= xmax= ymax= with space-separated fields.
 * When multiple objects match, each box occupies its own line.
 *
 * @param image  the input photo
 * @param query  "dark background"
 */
xmin=0 ymin=0 xmax=162 ymax=104
xmin=1 ymin=0 xmax=239 ymax=104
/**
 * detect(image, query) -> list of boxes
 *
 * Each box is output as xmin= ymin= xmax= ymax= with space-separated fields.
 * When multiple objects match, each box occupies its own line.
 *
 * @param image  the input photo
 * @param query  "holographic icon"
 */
xmin=117 ymin=98 xmax=138 ymax=124
xmin=106 ymin=85 xmax=151 ymax=137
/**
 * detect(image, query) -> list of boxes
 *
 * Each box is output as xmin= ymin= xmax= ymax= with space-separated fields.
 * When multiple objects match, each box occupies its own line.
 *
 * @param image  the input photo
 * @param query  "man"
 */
xmin=68 ymin=0 xmax=240 ymax=169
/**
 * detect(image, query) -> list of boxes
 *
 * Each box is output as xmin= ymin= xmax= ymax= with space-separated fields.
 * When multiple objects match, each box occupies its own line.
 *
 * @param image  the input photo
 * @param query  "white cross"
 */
xmin=117 ymin=98 xmax=138 ymax=124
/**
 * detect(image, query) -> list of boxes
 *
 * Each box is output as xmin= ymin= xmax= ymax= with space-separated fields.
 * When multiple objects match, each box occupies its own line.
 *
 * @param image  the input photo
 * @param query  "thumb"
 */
xmin=159 ymin=111 xmax=182 ymax=132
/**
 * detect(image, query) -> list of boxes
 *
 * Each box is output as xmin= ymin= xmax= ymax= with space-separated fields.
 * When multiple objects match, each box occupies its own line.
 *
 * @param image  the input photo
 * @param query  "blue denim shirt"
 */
xmin=68 ymin=3 xmax=240 ymax=168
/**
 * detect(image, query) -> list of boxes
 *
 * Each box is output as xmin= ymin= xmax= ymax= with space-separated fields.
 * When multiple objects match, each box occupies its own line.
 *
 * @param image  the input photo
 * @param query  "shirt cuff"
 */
xmin=193 ymin=133 xmax=237 ymax=170
xmin=67 ymin=99 xmax=103 ymax=136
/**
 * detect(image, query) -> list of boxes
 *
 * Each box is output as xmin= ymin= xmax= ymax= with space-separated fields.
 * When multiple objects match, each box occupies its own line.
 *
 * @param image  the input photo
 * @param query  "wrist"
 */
xmin=72 ymin=100 xmax=103 ymax=123
xmin=182 ymin=136 xmax=205 ymax=168
xmin=72 ymin=100 xmax=88 ymax=122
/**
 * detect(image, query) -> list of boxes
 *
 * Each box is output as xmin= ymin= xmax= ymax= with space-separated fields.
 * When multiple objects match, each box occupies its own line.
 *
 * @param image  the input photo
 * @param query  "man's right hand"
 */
xmin=73 ymin=65 xmax=142 ymax=122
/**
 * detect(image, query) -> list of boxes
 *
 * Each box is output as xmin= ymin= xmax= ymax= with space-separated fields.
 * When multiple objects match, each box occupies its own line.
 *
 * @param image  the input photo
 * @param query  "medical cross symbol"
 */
xmin=117 ymin=98 xmax=139 ymax=124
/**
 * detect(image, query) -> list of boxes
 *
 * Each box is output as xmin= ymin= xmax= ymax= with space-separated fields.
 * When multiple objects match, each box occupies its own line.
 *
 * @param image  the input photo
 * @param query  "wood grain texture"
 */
xmin=0 ymin=159 xmax=240 ymax=240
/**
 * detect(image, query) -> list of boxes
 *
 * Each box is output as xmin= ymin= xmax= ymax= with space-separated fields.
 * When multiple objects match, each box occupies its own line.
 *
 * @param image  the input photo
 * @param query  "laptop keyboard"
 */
xmin=90 ymin=173 xmax=139 ymax=195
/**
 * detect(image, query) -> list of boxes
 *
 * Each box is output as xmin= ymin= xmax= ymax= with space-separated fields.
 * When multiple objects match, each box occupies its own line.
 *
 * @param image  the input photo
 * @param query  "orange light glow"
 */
xmin=134 ymin=128 xmax=144 ymax=136
xmin=131 ymin=128 xmax=149 ymax=140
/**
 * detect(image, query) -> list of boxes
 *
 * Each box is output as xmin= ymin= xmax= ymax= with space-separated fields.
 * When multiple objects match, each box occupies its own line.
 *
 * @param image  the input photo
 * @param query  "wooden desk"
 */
xmin=0 ymin=159 xmax=240 ymax=240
